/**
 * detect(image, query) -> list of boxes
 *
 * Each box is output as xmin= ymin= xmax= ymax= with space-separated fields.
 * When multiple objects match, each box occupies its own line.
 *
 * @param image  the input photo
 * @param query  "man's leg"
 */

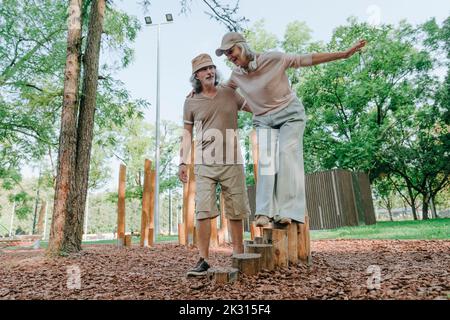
xmin=228 ymin=219 xmax=244 ymax=254
xmin=196 ymin=218 xmax=212 ymax=259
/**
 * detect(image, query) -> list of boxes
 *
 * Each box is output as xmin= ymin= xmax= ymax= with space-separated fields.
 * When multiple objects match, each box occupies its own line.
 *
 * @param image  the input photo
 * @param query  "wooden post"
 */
xmin=141 ymin=159 xmax=152 ymax=247
xmin=250 ymin=129 xmax=258 ymax=183
xmin=250 ymin=221 xmax=262 ymax=240
xmin=210 ymin=217 xmax=218 ymax=248
xmin=298 ymin=216 xmax=311 ymax=265
xmin=178 ymin=223 xmax=186 ymax=245
xmin=124 ymin=234 xmax=132 ymax=247
xmin=149 ymin=169 xmax=156 ymax=243
xmin=117 ymin=164 xmax=126 ymax=247
xmin=147 ymin=227 xmax=154 ymax=246
xmin=232 ymin=253 xmax=261 ymax=276
xmin=272 ymin=229 xmax=288 ymax=267
xmin=185 ymin=141 xmax=196 ymax=245
xmin=245 ymin=244 xmax=274 ymax=271
xmin=287 ymin=223 xmax=298 ymax=265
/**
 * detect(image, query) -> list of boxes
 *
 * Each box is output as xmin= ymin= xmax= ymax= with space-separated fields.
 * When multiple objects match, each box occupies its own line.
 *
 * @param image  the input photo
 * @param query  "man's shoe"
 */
xmin=274 ymin=215 xmax=292 ymax=225
xmin=186 ymin=258 xmax=210 ymax=277
xmin=255 ymin=215 xmax=270 ymax=227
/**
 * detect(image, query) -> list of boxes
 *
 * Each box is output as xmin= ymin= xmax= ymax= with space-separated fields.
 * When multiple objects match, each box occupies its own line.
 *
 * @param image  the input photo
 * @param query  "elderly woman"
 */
xmin=216 ymin=32 xmax=366 ymax=226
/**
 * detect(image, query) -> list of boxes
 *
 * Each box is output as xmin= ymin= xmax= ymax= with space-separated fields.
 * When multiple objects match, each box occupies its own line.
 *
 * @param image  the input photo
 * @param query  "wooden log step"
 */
xmin=232 ymin=253 xmax=261 ymax=276
xmin=272 ymin=229 xmax=288 ymax=268
xmin=245 ymin=244 xmax=274 ymax=271
xmin=254 ymin=236 xmax=263 ymax=244
xmin=207 ymin=267 xmax=239 ymax=284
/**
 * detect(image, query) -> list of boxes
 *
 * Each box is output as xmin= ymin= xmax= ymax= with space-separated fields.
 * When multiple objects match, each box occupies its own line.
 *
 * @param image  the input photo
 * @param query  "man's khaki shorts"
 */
xmin=194 ymin=164 xmax=251 ymax=220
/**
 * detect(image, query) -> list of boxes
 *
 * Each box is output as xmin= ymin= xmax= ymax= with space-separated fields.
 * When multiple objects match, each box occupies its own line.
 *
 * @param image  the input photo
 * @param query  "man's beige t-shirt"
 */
xmin=228 ymin=51 xmax=313 ymax=116
xmin=183 ymin=85 xmax=245 ymax=165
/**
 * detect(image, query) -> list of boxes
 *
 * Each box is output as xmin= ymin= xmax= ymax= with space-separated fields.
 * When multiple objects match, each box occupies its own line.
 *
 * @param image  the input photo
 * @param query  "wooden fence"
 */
xmin=245 ymin=169 xmax=376 ymax=231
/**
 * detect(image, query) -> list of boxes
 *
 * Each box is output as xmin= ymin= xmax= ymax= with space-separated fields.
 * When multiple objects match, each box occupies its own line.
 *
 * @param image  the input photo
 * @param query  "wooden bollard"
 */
xmin=298 ymin=216 xmax=311 ymax=265
xmin=287 ymin=223 xmax=298 ymax=265
xmin=140 ymin=159 xmax=152 ymax=247
xmin=245 ymin=244 xmax=274 ymax=271
xmin=207 ymin=267 xmax=239 ymax=284
xmin=147 ymin=227 xmax=154 ymax=246
xmin=117 ymin=164 xmax=126 ymax=247
xmin=178 ymin=223 xmax=186 ymax=245
xmin=272 ymin=229 xmax=288 ymax=268
xmin=124 ymin=234 xmax=132 ymax=247
xmin=232 ymin=253 xmax=261 ymax=276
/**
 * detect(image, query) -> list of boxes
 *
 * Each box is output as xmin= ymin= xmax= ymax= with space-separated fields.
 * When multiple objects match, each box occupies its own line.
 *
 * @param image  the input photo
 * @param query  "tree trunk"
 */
xmin=407 ymin=183 xmax=418 ymax=220
xmin=47 ymin=0 xmax=83 ymax=256
xmin=36 ymin=200 xmax=47 ymax=235
xmin=422 ymin=194 xmax=429 ymax=220
xmin=64 ymin=0 xmax=106 ymax=252
xmin=387 ymin=201 xmax=393 ymax=222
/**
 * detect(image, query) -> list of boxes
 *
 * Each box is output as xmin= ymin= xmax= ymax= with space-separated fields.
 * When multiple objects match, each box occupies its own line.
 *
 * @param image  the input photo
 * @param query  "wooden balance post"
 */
xmin=140 ymin=159 xmax=155 ymax=247
xmin=232 ymin=129 xmax=312 ymax=275
xmin=117 ymin=164 xmax=126 ymax=247
xmin=179 ymin=142 xmax=226 ymax=247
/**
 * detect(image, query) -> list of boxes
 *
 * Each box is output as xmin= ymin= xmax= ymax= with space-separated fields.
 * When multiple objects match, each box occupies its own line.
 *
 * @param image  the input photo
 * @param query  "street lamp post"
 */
xmin=144 ymin=14 xmax=173 ymax=242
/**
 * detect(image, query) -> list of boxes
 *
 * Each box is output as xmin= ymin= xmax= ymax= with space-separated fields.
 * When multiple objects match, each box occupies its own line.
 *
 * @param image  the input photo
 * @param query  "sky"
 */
xmin=22 ymin=0 xmax=450 ymax=185
xmin=113 ymin=0 xmax=449 ymax=126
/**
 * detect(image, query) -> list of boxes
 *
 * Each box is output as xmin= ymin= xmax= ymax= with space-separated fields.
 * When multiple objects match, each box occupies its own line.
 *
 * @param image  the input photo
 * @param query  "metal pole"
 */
xmin=9 ymin=201 xmax=16 ymax=238
xmin=154 ymin=23 xmax=161 ymax=242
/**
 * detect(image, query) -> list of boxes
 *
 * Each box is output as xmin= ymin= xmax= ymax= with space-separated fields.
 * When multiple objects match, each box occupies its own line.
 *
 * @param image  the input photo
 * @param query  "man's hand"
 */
xmin=178 ymin=164 xmax=188 ymax=183
xmin=344 ymin=39 xmax=367 ymax=59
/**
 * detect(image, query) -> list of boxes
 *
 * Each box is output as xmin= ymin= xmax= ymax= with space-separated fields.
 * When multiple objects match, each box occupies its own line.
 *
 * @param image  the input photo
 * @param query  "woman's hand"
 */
xmin=343 ymin=39 xmax=367 ymax=59
xmin=178 ymin=164 xmax=188 ymax=183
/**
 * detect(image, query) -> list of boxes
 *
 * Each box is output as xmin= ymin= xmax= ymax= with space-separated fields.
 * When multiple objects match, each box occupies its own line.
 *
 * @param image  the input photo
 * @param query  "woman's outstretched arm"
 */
xmin=311 ymin=39 xmax=367 ymax=66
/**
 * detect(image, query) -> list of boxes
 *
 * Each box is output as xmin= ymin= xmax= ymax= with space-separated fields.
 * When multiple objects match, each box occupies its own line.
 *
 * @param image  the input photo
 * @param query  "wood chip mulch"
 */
xmin=0 ymin=239 xmax=448 ymax=300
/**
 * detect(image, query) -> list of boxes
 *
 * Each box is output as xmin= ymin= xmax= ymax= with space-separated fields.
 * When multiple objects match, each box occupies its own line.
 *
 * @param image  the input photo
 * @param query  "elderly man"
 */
xmin=179 ymin=53 xmax=251 ymax=276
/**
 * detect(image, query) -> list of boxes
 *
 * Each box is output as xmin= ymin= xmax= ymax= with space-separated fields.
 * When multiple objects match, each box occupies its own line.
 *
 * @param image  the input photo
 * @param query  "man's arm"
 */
xmin=179 ymin=123 xmax=193 ymax=183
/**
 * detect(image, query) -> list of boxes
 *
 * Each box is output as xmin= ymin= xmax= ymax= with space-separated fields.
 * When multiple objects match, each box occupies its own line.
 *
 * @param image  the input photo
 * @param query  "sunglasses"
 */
xmin=224 ymin=46 xmax=235 ymax=56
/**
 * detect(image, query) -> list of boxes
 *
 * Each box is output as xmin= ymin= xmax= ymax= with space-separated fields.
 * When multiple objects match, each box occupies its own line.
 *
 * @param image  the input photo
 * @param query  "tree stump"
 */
xmin=232 ymin=253 xmax=261 ymax=276
xmin=287 ymin=223 xmax=298 ymax=265
xmin=272 ymin=229 xmax=288 ymax=268
xmin=245 ymin=244 xmax=274 ymax=271
xmin=297 ymin=217 xmax=311 ymax=265
xmin=207 ymin=267 xmax=239 ymax=284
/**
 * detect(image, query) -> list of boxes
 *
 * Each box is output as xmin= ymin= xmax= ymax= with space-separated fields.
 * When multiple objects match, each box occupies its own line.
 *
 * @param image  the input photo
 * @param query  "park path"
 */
xmin=0 ymin=240 xmax=448 ymax=300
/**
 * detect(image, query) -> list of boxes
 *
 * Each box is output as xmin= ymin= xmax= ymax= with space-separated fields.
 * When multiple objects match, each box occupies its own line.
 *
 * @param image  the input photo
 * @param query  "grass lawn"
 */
xmin=310 ymin=218 xmax=450 ymax=240
xmin=4 ymin=219 xmax=449 ymax=250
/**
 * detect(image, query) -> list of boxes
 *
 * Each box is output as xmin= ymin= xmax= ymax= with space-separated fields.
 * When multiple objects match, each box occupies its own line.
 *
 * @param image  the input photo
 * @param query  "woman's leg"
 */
xmin=255 ymin=126 xmax=279 ymax=219
xmin=277 ymin=118 xmax=306 ymax=223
